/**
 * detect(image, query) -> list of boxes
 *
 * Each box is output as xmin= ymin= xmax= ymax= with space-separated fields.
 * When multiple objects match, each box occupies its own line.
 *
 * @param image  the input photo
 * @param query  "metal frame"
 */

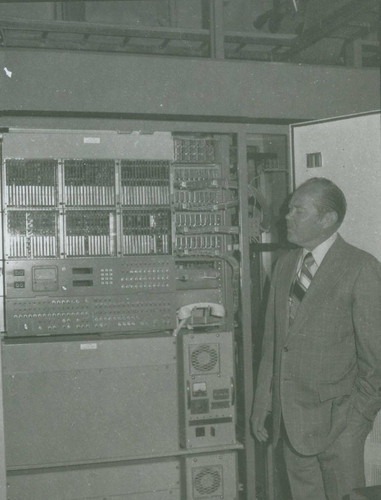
xmin=0 ymin=0 xmax=377 ymax=65
xmin=0 ymin=118 xmax=289 ymax=500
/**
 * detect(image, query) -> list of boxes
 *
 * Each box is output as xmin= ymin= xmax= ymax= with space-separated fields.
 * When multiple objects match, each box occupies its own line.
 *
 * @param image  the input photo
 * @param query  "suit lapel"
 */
xmin=287 ymin=235 xmax=348 ymax=335
xmin=277 ymin=249 xmax=301 ymax=341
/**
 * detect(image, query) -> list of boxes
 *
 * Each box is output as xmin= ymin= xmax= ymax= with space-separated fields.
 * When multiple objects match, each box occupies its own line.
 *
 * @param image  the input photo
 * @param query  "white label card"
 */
xmin=80 ymin=343 xmax=98 ymax=350
xmin=84 ymin=137 xmax=101 ymax=144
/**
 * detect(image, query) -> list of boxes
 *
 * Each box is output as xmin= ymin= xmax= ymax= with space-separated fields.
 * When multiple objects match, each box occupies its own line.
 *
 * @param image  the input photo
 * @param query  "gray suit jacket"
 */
xmin=254 ymin=234 xmax=381 ymax=455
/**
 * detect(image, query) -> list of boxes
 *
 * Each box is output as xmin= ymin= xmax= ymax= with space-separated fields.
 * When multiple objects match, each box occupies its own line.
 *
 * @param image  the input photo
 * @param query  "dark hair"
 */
xmin=298 ymin=177 xmax=347 ymax=225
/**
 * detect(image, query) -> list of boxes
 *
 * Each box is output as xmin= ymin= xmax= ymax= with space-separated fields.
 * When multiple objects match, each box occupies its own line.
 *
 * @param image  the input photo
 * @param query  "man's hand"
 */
xmin=251 ymin=408 xmax=271 ymax=443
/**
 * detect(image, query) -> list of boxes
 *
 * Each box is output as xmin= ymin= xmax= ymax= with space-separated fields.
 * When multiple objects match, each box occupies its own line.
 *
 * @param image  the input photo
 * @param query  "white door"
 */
xmin=291 ymin=111 xmax=381 ymax=486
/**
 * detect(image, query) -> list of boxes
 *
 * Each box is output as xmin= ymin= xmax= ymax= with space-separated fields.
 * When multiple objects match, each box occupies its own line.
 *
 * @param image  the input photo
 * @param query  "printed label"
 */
xmin=80 ymin=343 xmax=98 ymax=350
xmin=84 ymin=137 xmax=101 ymax=144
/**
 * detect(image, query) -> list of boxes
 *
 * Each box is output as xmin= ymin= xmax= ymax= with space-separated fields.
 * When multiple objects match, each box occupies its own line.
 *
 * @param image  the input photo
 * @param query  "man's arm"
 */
xmin=251 ymin=261 xmax=279 ymax=442
xmin=352 ymin=256 xmax=381 ymax=421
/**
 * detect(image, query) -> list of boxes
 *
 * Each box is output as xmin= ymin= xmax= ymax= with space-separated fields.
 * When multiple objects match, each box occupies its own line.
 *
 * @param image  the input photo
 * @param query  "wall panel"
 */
xmin=0 ymin=49 xmax=379 ymax=121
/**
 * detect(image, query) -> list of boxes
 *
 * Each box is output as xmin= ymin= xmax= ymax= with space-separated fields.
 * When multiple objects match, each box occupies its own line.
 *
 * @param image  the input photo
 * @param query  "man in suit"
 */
xmin=251 ymin=177 xmax=381 ymax=500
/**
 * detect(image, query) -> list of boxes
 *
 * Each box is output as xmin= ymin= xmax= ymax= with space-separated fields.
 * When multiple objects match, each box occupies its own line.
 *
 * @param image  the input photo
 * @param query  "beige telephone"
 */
xmin=173 ymin=302 xmax=225 ymax=337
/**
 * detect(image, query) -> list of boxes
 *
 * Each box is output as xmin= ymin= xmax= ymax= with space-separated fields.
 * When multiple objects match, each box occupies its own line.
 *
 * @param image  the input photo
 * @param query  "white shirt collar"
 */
xmin=303 ymin=232 xmax=338 ymax=267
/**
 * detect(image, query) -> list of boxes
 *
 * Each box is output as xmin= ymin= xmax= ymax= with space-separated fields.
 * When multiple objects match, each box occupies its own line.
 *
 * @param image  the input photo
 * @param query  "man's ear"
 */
xmin=321 ymin=210 xmax=338 ymax=228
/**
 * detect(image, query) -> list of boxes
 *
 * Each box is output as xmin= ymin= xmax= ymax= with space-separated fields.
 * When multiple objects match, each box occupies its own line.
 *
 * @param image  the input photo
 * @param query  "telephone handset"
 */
xmin=173 ymin=302 xmax=225 ymax=336
xmin=177 ymin=302 xmax=225 ymax=320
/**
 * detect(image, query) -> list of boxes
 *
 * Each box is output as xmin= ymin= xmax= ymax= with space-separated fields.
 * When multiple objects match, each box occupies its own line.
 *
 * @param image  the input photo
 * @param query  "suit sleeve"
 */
xmin=352 ymin=256 xmax=381 ymax=421
xmin=253 ymin=259 xmax=280 ymax=415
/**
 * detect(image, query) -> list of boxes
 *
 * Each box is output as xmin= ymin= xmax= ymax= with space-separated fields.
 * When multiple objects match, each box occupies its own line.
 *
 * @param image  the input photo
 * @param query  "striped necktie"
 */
xmin=289 ymin=252 xmax=315 ymax=325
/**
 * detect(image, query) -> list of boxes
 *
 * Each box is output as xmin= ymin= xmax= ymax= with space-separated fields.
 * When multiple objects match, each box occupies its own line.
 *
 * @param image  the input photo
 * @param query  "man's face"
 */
xmin=286 ymin=186 xmax=327 ymax=249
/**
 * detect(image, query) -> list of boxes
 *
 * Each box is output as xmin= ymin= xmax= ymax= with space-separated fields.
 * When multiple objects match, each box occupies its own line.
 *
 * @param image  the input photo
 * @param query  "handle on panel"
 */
xmin=231 ymin=377 xmax=235 ymax=406
xmin=186 ymin=380 xmax=191 ymax=410
xmin=177 ymin=302 xmax=225 ymax=320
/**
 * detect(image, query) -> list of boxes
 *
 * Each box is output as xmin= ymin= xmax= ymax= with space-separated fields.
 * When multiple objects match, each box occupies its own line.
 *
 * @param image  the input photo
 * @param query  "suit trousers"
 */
xmin=282 ymin=407 xmax=373 ymax=500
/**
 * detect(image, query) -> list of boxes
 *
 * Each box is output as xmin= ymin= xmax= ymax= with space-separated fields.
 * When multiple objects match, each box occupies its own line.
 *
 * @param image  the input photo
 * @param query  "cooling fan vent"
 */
xmin=190 ymin=344 xmax=219 ymax=373
xmin=193 ymin=465 xmax=222 ymax=497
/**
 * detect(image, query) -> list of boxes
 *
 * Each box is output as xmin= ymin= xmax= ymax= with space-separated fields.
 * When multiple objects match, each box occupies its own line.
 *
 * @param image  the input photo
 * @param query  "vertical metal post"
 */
xmin=209 ymin=0 xmax=225 ymax=59
xmin=0 ymin=342 xmax=7 ymax=500
xmin=168 ymin=0 xmax=178 ymax=28
xmin=0 ymin=139 xmax=7 ymax=499
xmin=57 ymin=160 xmax=65 ymax=258
xmin=237 ymin=129 xmax=256 ymax=500
xmin=115 ymin=160 xmax=122 ymax=257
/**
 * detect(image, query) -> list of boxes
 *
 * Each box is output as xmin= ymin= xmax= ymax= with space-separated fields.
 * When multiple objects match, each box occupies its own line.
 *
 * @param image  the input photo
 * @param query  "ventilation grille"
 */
xmin=193 ymin=465 xmax=222 ymax=497
xmin=190 ymin=344 xmax=219 ymax=374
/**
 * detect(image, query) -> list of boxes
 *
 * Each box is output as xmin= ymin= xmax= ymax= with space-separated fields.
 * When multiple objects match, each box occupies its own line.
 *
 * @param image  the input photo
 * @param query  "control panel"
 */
xmin=5 ymin=256 xmax=176 ymax=336
xmin=1 ymin=132 xmax=239 ymax=339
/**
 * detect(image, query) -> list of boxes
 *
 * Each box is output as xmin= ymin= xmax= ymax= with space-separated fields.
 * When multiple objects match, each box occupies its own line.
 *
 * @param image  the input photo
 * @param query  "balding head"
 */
xmin=297 ymin=177 xmax=347 ymax=228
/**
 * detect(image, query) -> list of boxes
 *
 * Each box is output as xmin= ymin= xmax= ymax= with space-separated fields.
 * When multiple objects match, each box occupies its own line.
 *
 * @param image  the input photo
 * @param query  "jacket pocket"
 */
xmin=318 ymin=377 xmax=354 ymax=402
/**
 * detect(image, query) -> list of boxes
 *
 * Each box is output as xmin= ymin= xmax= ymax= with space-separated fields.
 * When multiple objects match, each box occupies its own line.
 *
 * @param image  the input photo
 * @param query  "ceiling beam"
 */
xmin=0 ymin=17 xmax=210 ymax=42
xmin=277 ymin=0 xmax=378 ymax=61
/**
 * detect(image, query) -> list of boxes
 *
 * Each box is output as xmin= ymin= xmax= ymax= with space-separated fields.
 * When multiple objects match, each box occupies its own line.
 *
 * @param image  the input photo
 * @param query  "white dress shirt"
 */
xmin=297 ymin=232 xmax=338 ymax=279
